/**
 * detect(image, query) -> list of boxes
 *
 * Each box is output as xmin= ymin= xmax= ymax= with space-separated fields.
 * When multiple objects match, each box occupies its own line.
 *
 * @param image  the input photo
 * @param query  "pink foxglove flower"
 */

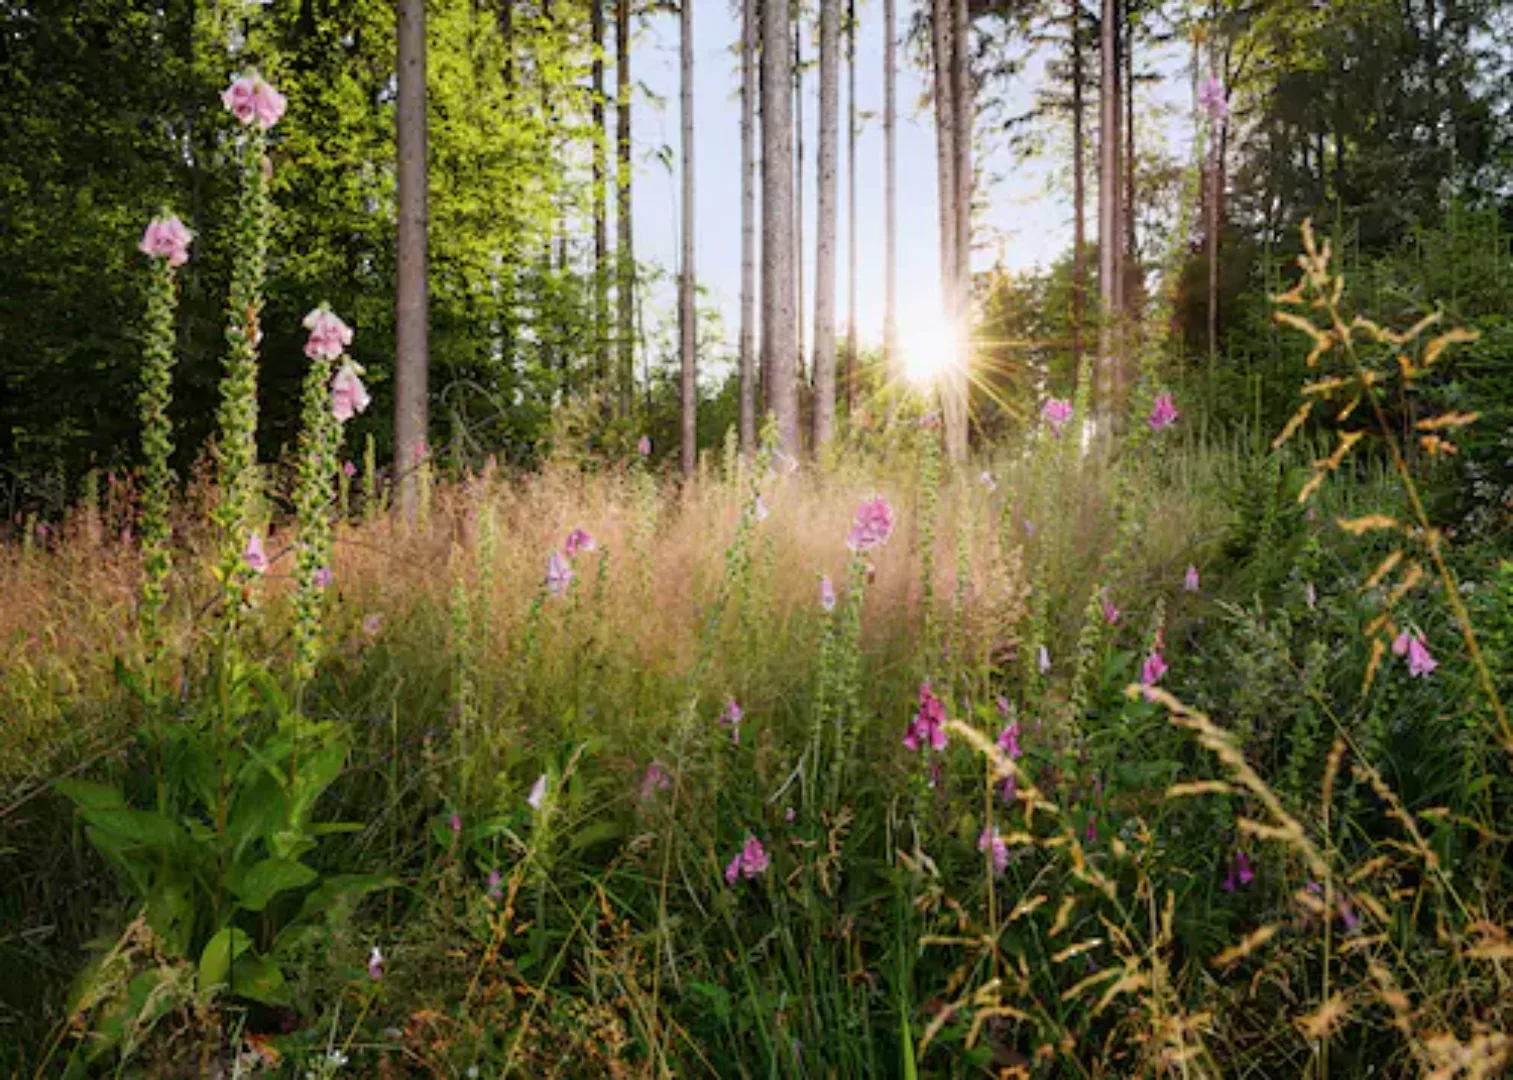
xmin=362 ymin=613 xmax=384 ymax=638
xmin=784 ymin=806 xmax=796 ymax=823
xmin=637 ymin=435 xmax=651 ymax=457
xmin=847 ymin=496 xmax=895 ymax=552
xmin=303 ymin=305 xmax=353 ymax=361
xmin=724 ymin=834 xmax=770 ymax=885
xmin=244 ymin=533 xmax=268 ymax=574
xmin=1041 ymin=397 xmax=1074 ymax=437
xmin=1198 ymin=75 xmax=1229 ymax=123
xmin=1147 ymin=393 xmax=1180 ymax=432
xmin=330 ymin=360 xmax=371 ymax=422
xmin=979 ymin=470 xmax=997 ymax=493
xmin=486 ymin=869 xmax=503 ymax=900
xmin=527 ymin=774 xmax=548 ymax=810
xmin=367 ymin=945 xmax=384 ymax=981
xmin=448 ymin=812 xmax=462 ymax=835
xmin=313 ymin=566 xmax=333 ymax=589
xmin=978 ymin=826 xmax=1009 ymax=877
xmin=564 ymin=528 xmax=596 ymax=557
xmin=1101 ymin=596 xmax=1121 ymax=625
xmin=996 ymin=720 xmax=1023 ymax=803
xmin=1184 ymin=565 xmax=1201 ymax=593
xmin=545 ymin=550 xmax=573 ymax=596
xmin=903 ymin=681 xmax=948 ymax=753
xmin=223 ymin=72 xmax=287 ymax=130
xmin=1037 ymin=645 xmax=1051 ymax=675
xmin=1221 ymin=850 xmax=1254 ymax=892
xmin=342 ymin=460 xmax=358 ymax=478
xmin=641 ymin=762 xmax=671 ymax=801
xmin=1141 ymin=650 xmax=1168 ymax=686
xmin=1338 ymin=899 xmax=1361 ymax=934
xmin=720 ymin=698 xmax=744 ymax=745
xmin=138 ymin=215 xmax=193 ymax=268
xmin=749 ymin=496 xmax=770 ymax=523
xmin=1393 ymin=631 xmax=1437 ymax=677
xmin=819 ymin=574 xmax=837 ymax=613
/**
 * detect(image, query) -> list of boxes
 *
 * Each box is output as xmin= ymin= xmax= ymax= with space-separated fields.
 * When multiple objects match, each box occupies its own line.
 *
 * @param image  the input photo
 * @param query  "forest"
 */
xmin=2 ymin=0 xmax=1513 ymax=1075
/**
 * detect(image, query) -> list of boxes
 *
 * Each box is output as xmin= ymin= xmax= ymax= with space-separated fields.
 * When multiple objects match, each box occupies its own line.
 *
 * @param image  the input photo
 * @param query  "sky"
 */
xmin=621 ymin=5 xmax=1197 ymax=379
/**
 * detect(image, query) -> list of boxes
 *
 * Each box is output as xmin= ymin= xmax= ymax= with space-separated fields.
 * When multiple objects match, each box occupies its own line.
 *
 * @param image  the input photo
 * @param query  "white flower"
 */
xmin=527 ymin=773 xmax=548 ymax=810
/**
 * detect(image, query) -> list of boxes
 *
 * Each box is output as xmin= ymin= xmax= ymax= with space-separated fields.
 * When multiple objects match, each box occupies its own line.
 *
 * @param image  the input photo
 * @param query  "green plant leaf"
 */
xmin=198 ymin=926 xmax=253 ymax=999
xmin=232 ymin=858 xmax=318 ymax=912
xmin=55 ymin=779 xmax=127 ymax=811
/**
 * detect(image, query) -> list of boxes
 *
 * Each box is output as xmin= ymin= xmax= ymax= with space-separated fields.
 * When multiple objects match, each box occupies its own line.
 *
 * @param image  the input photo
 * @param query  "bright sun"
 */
xmin=898 ymin=314 xmax=963 ymax=387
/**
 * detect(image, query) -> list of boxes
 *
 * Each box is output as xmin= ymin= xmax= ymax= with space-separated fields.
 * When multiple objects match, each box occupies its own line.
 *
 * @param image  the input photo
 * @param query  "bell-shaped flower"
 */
xmin=138 ymin=215 xmax=193 ymax=268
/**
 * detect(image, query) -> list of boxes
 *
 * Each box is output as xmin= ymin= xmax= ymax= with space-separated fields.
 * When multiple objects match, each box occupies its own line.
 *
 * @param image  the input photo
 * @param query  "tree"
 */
xmin=884 ymin=0 xmax=898 ymax=380
xmin=846 ymin=0 xmax=859 ymax=415
xmin=592 ymin=0 xmax=609 ymax=392
xmin=762 ymin=0 xmax=801 ymax=455
xmin=617 ymin=0 xmax=635 ymax=417
xmin=1071 ymin=0 xmax=1088 ymax=377
xmin=931 ymin=0 xmax=971 ymax=462
xmin=679 ymin=0 xmax=697 ymax=478
xmin=812 ymin=0 xmax=841 ymax=451
xmin=1095 ymin=0 xmax=1119 ymax=429
xmin=395 ymin=0 xmax=429 ymax=519
xmin=739 ymin=0 xmax=758 ymax=452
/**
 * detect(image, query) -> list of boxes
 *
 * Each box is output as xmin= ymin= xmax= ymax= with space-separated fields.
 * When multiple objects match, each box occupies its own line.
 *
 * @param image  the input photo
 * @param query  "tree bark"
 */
xmin=762 ymin=0 xmax=800 ymax=455
xmin=812 ymin=0 xmax=840 ymax=451
xmin=794 ymin=17 xmax=805 ymax=384
xmin=1071 ymin=0 xmax=1086 ymax=380
xmin=679 ymin=0 xmax=696 ymax=478
xmin=616 ymin=0 xmax=635 ymax=417
xmin=845 ymin=0 xmax=858 ymax=417
xmin=1096 ymin=0 xmax=1119 ymax=430
xmin=1123 ymin=9 xmax=1137 ymax=322
xmin=739 ymin=0 xmax=757 ymax=452
xmin=950 ymin=0 xmax=971 ymax=463
xmin=931 ymin=0 xmax=957 ymax=408
xmin=592 ymin=0 xmax=609 ymax=392
xmin=395 ymin=0 xmax=429 ymax=520
xmin=883 ymin=0 xmax=897 ymax=381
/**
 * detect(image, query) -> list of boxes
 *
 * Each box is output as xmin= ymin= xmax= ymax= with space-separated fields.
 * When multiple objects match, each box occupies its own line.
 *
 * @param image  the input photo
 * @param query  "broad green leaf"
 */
xmin=198 ymin=926 xmax=253 ymax=999
xmin=232 ymin=858 xmax=318 ymax=912
xmin=55 ymin=779 xmax=127 ymax=812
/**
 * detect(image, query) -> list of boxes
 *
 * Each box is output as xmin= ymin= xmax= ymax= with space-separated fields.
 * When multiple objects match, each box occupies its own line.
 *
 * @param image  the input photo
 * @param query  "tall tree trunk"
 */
xmin=679 ymin=0 xmax=696 ymax=478
xmin=1071 ymin=0 xmax=1086 ymax=380
xmin=1123 ymin=11 xmax=1137 ymax=322
xmin=812 ymin=0 xmax=840 ymax=451
xmin=395 ymin=0 xmax=429 ymax=519
xmin=616 ymin=0 xmax=635 ymax=417
xmin=845 ymin=0 xmax=857 ymax=416
xmin=739 ymin=0 xmax=757 ymax=452
xmin=591 ymin=0 xmax=608 ymax=392
xmin=1109 ymin=0 xmax=1123 ymax=322
xmin=762 ymin=0 xmax=800 ymax=455
xmin=1096 ymin=0 xmax=1119 ymax=430
xmin=931 ymin=0 xmax=957 ymax=404
xmin=794 ymin=17 xmax=805 ymax=384
xmin=949 ymin=0 xmax=970 ymax=462
xmin=883 ymin=0 xmax=897 ymax=381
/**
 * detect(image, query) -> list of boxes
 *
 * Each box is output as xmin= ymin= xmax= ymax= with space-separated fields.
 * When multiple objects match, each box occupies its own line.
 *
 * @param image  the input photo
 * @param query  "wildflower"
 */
xmin=362 ymin=613 xmax=384 ymax=638
xmin=1141 ymin=650 xmax=1168 ymax=686
xmin=978 ymin=826 xmax=1008 ymax=876
xmin=138 ymin=215 xmax=193 ymax=268
xmin=313 ymin=566 xmax=333 ymax=589
xmin=724 ymin=834 xmax=770 ymax=885
xmin=641 ymin=762 xmax=671 ymax=801
xmin=485 ymin=868 xmax=503 ymax=900
xmin=1147 ymin=393 xmax=1180 ymax=432
xmin=1221 ymin=850 xmax=1254 ymax=891
xmin=979 ymin=470 xmax=997 ymax=494
xmin=1184 ymin=565 xmax=1201 ymax=593
xmin=637 ymin=435 xmax=651 ymax=456
xmin=903 ymin=681 xmax=948 ymax=753
xmin=222 ymin=72 xmax=287 ymax=130
xmin=1041 ymin=397 xmax=1074 ymax=437
xmin=1085 ymin=815 xmax=1098 ymax=844
xmin=996 ymin=719 xmax=1023 ymax=803
xmin=448 ymin=812 xmax=462 ymax=835
xmin=327 ymin=1050 xmax=349 ymax=1068
xmin=330 ymin=360 xmax=371 ymax=422
xmin=819 ymin=574 xmax=837 ymax=613
xmin=784 ymin=806 xmax=796 ymax=823
xmin=1197 ymin=75 xmax=1229 ymax=123
xmin=527 ymin=774 xmax=548 ymax=811
xmin=1022 ymin=518 xmax=1037 ymax=538
xmin=1101 ymin=596 xmax=1121 ymax=625
xmin=846 ymin=496 xmax=895 ymax=552
xmin=1037 ymin=645 xmax=1051 ymax=675
xmin=748 ymin=496 xmax=770 ymax=523
xmin=342 ymin=460 xmax=357 ymax=478
xmin=1392 ymin=631 xmax=1437 ymax=677
xmin=920 ymin=411 xmax=941 ymax=429
xmin=564 ymin=528 xmax=596 ymax=557
xmin=1338 ymin=899 xmax=1361 ymax=934
xmin=244 ymin=533 xmax=268 ymax=574
xmin=367 ymin=945 xmax=384 ymax=981
xmin=720 ymin=698 xmax=744 ymax=745
xmin=302 ymin=305 xmax=353 ymax=361
xmin=545 ymin=550 xmax=574 ymax=596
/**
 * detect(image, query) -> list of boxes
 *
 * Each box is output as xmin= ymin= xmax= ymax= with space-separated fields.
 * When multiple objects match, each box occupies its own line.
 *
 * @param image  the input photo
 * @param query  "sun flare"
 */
xmin=898 ymin=313 xmax=963 ymax=388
